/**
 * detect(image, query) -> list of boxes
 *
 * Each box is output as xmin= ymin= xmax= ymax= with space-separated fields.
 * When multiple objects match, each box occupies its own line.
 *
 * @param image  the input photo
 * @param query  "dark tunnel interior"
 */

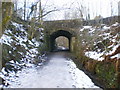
xmin=50 ymin=30 xmax=72 ymax=51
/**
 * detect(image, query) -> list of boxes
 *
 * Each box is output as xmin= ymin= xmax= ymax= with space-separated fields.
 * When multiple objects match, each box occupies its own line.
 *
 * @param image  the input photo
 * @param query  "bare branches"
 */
xmin=41 ymin=9 xmax=60 ymax=18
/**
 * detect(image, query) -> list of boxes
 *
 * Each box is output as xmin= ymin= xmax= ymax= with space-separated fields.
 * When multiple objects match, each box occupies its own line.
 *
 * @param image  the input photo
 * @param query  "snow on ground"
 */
xmin=67 ymin=58 xmax=100 ymax=88
xmin=102 ymin=26 xmax=110 ymax=30
xmin=80 ymin=26 xmax=92 ymax=32
xmin=0 ymin=21 xmax=45 ymax=87
xmin=2 ymin=52 xmax=100 ymax=88
xmin=82 ymin=22 xmax=120 ymax=61
xmin=111 ymin=22 xmax=119 ymax=27
xmin=85 ymin=51 xmax=104 ymax=61
xmin=106 ymin=44 xmax=120 ymax=55
xmin=0 ymin=34 xmax=13 ymax=46
xmin=111 ymin=54 xmax=120 ymax=59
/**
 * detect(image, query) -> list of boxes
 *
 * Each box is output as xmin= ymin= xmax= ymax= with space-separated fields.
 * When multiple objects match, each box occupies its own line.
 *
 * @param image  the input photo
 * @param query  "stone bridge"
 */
xmin=43 ymin=19 xmax=82 ymax=51
xmin=43 ymin=16 xmax=120 ymax=51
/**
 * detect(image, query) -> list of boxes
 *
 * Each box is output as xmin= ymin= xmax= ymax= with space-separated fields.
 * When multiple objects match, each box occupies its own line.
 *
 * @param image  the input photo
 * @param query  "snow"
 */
xmin=108 ymin=44 xmax=120 ymax=59
xmin=89 ymin=28 xmax=95 ymax=34
xmin=0 ymin=85 xmax=2 ymax=88
xmin=4 ymin=29 xmax=12 ymax=34
xmin=81 ymin=22 xmax=120 ymax=61
xmin=80 ymin=26 xmax=92 ymax=32
xmin=32 ymin=39 xmax=40 ymax=47
xmin=112 ymin=22 xmax=119 ymax=27
xmin=83 ymin=26 xmax=92 ymax=29
xmin=1 ymin=68 xmax=7 ymax=75
xmin=0 ymin=22 xmax=28 ymax=50
xmin=2 ymin=52 xmax=100 ymax=88
xmin=102 ymin=26 xmax=110 ymax=30
xmin=9 ymin=60 xmax=14 ymax=63
xmin=107 ymin=44 xmax=120 ymax=55
xmin=67 ymin=59 xmax=100 ymax=88
xmin=0 ymin=34 xmax=13 ymax=46
xmin=0 ymin=21 xmax=44 ymax=87
xmin=0 ymin=17 xmax=119 ymax=88
xmin=85 ymin=51 xmax=104 ymax=61
xmin=111 ymin=54 xmax=120 ymax=59
xmin=0 ymin=20 xmax=47 ymax=88
xmin=57 ymin=46 xmax=66 ymax=50
xmin=11 ymin=22 xmax=23 ymax=30
xmin=29 ymin=48 xmax=38 ymax=54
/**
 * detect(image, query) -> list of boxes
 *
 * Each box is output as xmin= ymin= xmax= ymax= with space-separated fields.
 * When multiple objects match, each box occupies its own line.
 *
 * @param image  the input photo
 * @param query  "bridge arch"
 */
xmin=50 ymin=30 xmax=73 ymax=51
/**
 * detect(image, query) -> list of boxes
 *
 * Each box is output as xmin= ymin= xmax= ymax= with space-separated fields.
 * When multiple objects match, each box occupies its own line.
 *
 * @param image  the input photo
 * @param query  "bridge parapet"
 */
xmin=43 ymin=19 xmax=83 ymax=31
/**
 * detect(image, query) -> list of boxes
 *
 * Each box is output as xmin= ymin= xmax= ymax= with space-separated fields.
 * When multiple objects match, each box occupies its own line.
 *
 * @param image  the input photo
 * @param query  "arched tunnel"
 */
xmin=50 ymin=30 xmax=73 ymax=52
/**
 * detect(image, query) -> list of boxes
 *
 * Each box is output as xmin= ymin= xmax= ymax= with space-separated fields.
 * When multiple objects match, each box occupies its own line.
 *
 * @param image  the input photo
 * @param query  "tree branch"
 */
xmin=41 ymin=9 xmax=60 ymax=18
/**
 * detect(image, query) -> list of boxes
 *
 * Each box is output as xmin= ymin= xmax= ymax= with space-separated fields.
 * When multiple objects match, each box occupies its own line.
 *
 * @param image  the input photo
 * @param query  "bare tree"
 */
xmin=13 ymin=0 xmax=17 ymax=12
xmin=0 ymin=0 xmax=2 ymax=75
xmin=110 ymin=1 xmax=113 ymax=16
xmin=0 ymin=1 xmax=2 ymax=38
xmin=24 ymin=0 xmax=26 ymax=20
xmin=118 ymin=1 xmax=120 ymax=16
xmin=64 ymin=11 xmax=70 ymax=19
xmin=76 ymin=2 xmax=84 ymax=19
xmin=39 ymin=0 xmax=42 ymax=22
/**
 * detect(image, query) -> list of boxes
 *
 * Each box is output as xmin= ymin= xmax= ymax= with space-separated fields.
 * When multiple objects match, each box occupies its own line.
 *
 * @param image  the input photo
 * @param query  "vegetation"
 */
xmin=0 ymin=0 xmax=120 ymax=88
xmin=71 ymin=20 xmax=120 ymax=88
xmin=1 ymin=2 xmax=13 ymax=37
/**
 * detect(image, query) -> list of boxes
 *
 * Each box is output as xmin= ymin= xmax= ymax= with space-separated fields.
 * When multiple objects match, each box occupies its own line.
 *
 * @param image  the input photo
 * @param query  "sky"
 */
xmin=15 ymin=0 xmax=120 ymax=20
xmin=43 ymin=0 xmax=119 ymax=20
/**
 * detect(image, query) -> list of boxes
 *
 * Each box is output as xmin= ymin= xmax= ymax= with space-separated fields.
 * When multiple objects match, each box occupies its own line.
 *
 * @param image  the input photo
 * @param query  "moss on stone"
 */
xmin=2 ymin=2 xmax=13 ymax=33
xmin=95 ymin=62 xmax=117 ymax=88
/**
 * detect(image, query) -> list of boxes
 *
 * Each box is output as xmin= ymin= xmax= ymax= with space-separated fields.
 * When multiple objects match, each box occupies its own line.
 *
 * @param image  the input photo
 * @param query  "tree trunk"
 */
xmin=2 ymin=2 xmax=13 ymax=36
xmin=24 ymin=0 xmax=26 ymax=20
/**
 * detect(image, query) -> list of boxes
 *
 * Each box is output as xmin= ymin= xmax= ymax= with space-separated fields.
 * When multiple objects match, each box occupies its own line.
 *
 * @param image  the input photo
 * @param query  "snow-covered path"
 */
xmin=8 ymin=52 xmax=100 ymax=88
